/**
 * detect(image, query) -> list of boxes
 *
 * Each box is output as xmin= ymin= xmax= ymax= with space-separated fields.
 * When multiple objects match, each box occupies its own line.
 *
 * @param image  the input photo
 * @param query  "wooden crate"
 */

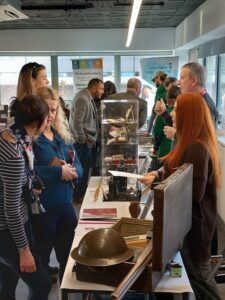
xmin=111 ymin=217 xmax=153 ymax=237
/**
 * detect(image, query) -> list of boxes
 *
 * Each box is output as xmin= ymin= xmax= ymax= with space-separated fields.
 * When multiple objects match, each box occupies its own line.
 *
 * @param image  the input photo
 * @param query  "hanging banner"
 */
xmin=72 ymin=58 xmax=103 ymax=94
xmin=140 ymin=57 xmax=179 ymax=84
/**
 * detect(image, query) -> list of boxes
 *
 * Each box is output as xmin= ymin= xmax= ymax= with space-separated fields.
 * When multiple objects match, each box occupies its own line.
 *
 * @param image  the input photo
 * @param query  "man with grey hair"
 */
xmin=179 ymin=62 xmax=219 ymax=125
xmin=108 ymin=77 xmax=147 ymax=128
xmin=157 ymin=62 xmax=219 ymax=138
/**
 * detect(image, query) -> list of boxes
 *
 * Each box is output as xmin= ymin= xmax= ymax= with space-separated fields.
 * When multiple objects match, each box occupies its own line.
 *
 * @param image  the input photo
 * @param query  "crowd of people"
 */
xmin=0 ymin=61 xmax=222 ymax=300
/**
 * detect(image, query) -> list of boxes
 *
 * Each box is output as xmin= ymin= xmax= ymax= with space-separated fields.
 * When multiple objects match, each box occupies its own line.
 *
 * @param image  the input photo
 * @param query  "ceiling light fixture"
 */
xmin=126 ymin=0 xmax=142 ymax=48
xmin=115 ymin=1 xmax=164 ymax=6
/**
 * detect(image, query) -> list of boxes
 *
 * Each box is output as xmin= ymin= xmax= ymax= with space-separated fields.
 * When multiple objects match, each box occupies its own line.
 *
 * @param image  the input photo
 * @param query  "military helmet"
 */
xmin=71 ymin=228 xmax=134 ymax=266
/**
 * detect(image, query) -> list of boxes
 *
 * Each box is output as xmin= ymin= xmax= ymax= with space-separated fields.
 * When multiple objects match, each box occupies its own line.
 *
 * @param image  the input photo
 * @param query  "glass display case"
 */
xmin=101 ymin=99 xmax=140 ymax=201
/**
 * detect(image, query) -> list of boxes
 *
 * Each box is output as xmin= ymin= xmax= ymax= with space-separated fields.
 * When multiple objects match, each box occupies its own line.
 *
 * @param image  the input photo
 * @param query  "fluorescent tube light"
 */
xmin=126 ymin=0 xmax=142 ymax=47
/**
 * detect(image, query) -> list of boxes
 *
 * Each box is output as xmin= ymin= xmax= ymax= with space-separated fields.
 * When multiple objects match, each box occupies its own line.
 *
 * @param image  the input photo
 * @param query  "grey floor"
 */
xmin=15 ymin=214 xmax=225 ymax=300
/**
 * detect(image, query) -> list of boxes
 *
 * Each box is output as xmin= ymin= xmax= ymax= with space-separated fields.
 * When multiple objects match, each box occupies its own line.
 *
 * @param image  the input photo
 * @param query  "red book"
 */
xmin=81 ymin=208 xmax=118 ymax=219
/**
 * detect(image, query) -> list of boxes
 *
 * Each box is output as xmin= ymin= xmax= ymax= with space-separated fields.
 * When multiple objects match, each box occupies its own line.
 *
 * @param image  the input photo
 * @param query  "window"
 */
xmin=218 ymin=54 xmax=225 ymax=112
xmin=198 ymin=58 xmax=204 ymax=65
xmin=205 ymin=55 xmax=217 ymax=103
xmin=218 ymin=54 xmax=225 ymax=128
xmin=0 ymin=56 xmax=51 ymax=105
xmin=121 ymin=55 xmax=156 ymax=116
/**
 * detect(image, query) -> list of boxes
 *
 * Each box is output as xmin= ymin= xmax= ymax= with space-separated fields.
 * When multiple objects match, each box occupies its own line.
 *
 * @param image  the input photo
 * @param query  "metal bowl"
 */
xmin=71 ymin=228 xmax=134 ymax=266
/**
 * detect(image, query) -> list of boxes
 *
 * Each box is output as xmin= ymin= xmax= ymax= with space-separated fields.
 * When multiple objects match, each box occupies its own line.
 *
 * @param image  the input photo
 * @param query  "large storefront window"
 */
xmin=0 ymin=56 xmax=51 ymax=105
xmin=198 ymin=57 xmax=204 ymax=65
xmin=205 ymin=55 xmax=217 ymax=103
xmin=121 ymin=55 xmax=156 ymax=117
xmin=218 ymin=54 xmax=225 ymax=114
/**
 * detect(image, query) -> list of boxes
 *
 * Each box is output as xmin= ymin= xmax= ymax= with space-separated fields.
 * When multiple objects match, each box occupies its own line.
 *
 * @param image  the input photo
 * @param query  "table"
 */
xmin=60 ymin=177 xmax=195 ymax=300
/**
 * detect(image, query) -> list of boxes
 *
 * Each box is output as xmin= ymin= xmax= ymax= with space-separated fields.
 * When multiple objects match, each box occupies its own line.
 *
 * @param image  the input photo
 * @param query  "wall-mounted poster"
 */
xmin=72 ymin=58 xmax=103 ymax=94
xmin=140 ymin=57 xmax=179 ymax=84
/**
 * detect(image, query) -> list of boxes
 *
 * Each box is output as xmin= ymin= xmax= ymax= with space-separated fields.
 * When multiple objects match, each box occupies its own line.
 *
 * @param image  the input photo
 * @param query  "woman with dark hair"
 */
xmin=140 ymin=93 xmax=221 ymax=299
xmin=0 ymin=95 xmax=51 ymax=300
xmin=17 ymin=62 xmax=49 ymax=100
xmin=153 ymin=85 xmax=181 ymax=157
xmin=102 ymin=80 xmax=117 ymax=100
xmin=59 ymin=96 xmax=70 ymax=121
xmin=153 ymin=86 xmax=181 ymax=158
xmin=164 ymin=76 xmax=178 ymax=90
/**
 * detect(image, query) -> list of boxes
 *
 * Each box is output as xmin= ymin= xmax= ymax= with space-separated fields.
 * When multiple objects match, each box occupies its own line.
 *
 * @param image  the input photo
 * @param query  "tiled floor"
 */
xmin=14 ymin=215 xmax=225 ymax=300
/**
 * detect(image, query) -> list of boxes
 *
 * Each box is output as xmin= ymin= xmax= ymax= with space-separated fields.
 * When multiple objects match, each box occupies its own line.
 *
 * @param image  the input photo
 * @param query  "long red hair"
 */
xmin=164 ymin=93 xmax=221 ymax=187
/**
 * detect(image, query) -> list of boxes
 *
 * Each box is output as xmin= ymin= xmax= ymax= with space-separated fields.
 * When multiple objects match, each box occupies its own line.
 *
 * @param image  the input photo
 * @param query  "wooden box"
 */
xmin=75 ymin=163 xmax=193 ymax=292
xmin=111 ymin=217 xmax=153 ymax=237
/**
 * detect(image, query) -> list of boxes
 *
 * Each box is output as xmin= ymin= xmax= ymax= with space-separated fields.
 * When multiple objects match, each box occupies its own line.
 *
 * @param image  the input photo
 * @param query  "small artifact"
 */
xmin=129 ymin=201 xmax=141 ymax=218
xmin=169 ymin=262 xmax=182 ymax=277
xmin=112 ymin=154 xmax=124 ymax=161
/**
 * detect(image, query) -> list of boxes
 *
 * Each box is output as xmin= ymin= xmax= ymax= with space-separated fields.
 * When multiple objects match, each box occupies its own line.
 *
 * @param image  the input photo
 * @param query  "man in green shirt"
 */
xmin=147 ymin=70 xmax=167 ymax=134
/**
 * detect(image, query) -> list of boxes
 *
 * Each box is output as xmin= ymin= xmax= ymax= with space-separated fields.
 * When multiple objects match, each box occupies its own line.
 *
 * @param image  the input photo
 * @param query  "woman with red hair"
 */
xmin=140 ymin=93 xmax=221 ymax=298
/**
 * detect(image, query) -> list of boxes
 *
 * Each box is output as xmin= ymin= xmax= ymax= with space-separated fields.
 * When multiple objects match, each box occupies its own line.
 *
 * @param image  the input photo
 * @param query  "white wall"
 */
xmin=0 ymin=28 xmax=175 ymax=53
xmin=175 ymin=0 xmax=225 ymax=50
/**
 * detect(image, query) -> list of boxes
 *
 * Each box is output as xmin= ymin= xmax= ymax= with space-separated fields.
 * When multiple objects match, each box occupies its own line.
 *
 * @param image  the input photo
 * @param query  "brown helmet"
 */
xmin=71 ymin=228 xmax=134 ymax=266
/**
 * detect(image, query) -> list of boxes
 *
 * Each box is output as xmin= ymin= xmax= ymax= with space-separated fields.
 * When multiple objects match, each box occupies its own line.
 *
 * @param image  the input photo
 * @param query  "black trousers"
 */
xmin=31 ymin=203 xmax=77 ymax=282
xmin=73 ymin=142 xmax=94 ymax=198
xmin=0 ymin=222 xmax=51 ymax=300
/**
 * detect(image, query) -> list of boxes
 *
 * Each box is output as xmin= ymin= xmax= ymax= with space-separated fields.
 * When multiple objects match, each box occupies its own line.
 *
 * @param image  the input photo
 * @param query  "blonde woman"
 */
xmin=32 ymin=87 xmax=83 ymax=282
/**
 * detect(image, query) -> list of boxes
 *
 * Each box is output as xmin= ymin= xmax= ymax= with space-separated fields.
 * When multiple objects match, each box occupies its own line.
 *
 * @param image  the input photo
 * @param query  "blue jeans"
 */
xmin=74 ymin=142 xmax=93 ymax=198
xmin=31 ymin=202 xmax=77 ymax=282
xmin=0 ymin=222 xmax=51 ymax=300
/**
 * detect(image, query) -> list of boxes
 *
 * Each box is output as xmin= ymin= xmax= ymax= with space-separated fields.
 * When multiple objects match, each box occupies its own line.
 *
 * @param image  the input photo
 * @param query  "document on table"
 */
xmin=75 ymin=220 xmax=116 ymax=235
xmin=108 ymin=170 xmax=143 ymax=179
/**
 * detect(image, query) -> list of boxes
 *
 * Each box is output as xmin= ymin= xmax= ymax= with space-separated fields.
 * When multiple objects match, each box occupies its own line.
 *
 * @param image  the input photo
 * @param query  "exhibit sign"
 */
xmin=140 ymin=57 xmax=179 ymax=84
xmin=72 ymin=58 xmax=103 ymax=93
